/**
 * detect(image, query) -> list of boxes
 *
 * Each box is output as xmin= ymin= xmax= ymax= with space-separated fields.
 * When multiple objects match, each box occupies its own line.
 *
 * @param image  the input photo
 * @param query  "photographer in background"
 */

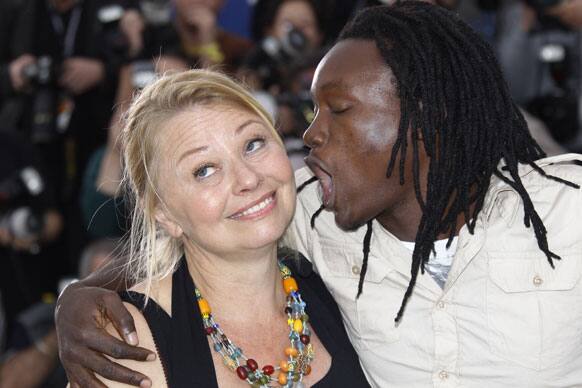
xmin=0 ymin=132 xmax=63 ymax=351
xmin=0 ymin=238 xmax=119 ymax=388
xmin=496 ymin=0 xmax=582 ymax=147
xmin=239 ymin=0 xmax=328 ymax=170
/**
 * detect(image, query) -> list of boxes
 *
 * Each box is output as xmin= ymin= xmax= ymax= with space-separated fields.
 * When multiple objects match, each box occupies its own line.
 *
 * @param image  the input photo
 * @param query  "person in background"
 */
xmin=0 ymin=238 xmax=119 ymax=388
xmin=241 ymin=0 xmax=329 ymax=170
xmin=496 ymin=0 xmax=582 ymax=147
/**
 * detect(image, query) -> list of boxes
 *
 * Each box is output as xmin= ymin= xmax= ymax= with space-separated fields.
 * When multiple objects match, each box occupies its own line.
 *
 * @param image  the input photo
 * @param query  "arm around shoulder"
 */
xmin=98 ymin=302 xmax=167 ymax=388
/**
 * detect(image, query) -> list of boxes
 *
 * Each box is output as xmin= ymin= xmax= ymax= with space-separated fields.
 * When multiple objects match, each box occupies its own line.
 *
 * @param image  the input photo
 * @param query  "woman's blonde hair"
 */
xmin=121 ymin=69 xmax=279 ymax=299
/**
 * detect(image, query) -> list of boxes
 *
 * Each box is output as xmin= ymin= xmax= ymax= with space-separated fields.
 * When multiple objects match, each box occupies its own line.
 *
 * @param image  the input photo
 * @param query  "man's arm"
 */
xmin=55 ymin=256 xmax=155 ymax=388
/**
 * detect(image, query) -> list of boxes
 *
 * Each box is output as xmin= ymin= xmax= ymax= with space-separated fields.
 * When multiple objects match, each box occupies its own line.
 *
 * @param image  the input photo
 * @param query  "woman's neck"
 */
xmin=183 ymin=243 xmax=286 ymax=322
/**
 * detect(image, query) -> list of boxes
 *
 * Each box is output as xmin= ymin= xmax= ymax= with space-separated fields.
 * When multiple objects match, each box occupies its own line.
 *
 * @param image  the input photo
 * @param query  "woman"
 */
xmin=95 ymin=69 xmax=368 ymax=387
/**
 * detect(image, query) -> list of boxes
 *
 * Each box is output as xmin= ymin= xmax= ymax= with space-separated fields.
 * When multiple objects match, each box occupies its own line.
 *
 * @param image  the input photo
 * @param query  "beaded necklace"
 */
xmin=195 ymin=262 xmax=315 ymax=388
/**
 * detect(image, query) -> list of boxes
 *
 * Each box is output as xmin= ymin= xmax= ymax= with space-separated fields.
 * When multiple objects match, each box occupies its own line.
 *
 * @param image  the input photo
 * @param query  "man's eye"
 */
xmin=246 ymin=137 xmax=266 ymax=153
xmin=331 ymin=106 xmax=350 ymax=114
xmin=194 ymin=164 xmax=216 ymax=179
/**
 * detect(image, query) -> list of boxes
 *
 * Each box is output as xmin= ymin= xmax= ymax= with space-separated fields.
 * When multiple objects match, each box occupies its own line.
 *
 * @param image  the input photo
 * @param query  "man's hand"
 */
xmin=56 ymin=282 xmax=155 ymax=387
xmin=9 ymin=54 xmax=36 ymax=91
xmin=59 ymin=57 xmax=105 ymax=95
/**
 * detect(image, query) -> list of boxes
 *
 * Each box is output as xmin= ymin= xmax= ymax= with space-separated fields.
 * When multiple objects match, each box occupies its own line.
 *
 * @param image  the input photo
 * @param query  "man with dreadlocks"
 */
xmin=54 ymin=2 xmax=582 ymax=388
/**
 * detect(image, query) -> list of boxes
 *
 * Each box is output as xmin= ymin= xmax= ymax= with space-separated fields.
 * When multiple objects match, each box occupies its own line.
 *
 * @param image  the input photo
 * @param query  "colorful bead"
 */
xmin=285 ymin=347 xmax=298 ymax=357
xmin=304 ymin=364 xmax=312 ymax=375
xmin=279 ymin=361 xmax=289 ymax=372
xmin=300 ymin=335 xmax=310 ymax=345
xmin=278 ymin=372 xmax=288 ymax=385
xmin=197 ymin=298 xmax=211 ymax=315
xmin=246 ymin=359 xmax=258 ymax=371
xmin=283 ymin=277 xmax=298 ymax=294
xmin=262 ymin=365 xmax=274 ymax=375
xmin=204 ymin=326 xmax=214 ymax=335
xmin=293 ymin=319 xmax=303 ymax=333
xmin=236 ymin=366 xmax=248 ymax=380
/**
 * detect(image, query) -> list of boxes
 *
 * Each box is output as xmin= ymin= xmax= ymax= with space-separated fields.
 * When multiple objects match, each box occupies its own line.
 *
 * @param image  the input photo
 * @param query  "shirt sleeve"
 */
xmin=282 ymin=168 xmax=319 ymax=263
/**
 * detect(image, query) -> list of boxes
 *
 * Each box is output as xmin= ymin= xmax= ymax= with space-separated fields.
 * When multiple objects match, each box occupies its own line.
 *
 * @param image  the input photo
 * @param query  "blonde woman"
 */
xmin=90 ymin=69 xmax=368 ymax=388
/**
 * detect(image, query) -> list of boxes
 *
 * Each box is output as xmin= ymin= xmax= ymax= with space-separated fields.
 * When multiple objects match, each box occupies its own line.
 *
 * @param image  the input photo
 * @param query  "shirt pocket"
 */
xmin=486 ymin=251 xmax=582 ymax=370
xmin=318 ymin=238 xmax=400 ymax=352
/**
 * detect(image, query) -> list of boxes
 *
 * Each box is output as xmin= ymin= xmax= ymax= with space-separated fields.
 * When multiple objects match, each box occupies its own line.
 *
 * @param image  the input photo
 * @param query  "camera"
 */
xmin=0 ymin=167 xmax=45 ymax=240
xmin=243 ymin=26 xmax=310 ymax=90
xmin=20 ymin=56 xmax=66 ymax=143
xmin=524 ymin=13 xmax=581 ymax=143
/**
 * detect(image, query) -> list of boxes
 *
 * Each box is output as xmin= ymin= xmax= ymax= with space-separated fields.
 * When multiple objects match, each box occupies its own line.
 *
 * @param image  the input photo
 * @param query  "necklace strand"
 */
xmin=195 ymin=262 xmax=315 ymax=387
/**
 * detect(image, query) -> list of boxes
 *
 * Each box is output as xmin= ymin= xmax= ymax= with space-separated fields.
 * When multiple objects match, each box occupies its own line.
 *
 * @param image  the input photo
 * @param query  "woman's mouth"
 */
xmin=228 ymin=192 xmax=277 ymax=220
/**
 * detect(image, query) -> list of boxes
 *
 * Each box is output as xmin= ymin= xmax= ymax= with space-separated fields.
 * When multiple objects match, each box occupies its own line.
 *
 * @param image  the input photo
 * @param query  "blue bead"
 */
xmin=213 ymin=343 xmax=222 ymax=352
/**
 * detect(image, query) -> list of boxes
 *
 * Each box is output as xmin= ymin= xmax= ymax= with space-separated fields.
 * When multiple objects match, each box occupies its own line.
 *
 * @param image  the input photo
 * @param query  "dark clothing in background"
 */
xmin=0 ymin=133 xmax=64 ymax=339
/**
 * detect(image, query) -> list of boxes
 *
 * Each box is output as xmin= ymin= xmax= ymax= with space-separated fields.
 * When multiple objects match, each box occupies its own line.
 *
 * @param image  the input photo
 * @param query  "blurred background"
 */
xmin=0 ymin=0 xmax=580 ymax=386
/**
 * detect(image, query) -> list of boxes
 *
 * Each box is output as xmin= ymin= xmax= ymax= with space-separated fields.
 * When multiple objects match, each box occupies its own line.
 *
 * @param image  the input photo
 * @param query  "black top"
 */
xmin=121 ymin=255 xmax=370 ymax=388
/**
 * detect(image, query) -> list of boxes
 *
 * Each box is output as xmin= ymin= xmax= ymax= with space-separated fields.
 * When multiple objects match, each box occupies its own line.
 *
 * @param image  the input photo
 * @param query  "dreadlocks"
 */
xmin=305 ymin=1 xmax=579 ymax=323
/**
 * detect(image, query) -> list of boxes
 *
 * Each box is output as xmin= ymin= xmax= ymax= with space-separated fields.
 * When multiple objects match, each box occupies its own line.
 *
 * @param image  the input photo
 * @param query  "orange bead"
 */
xmin=285 ymin=347 xmax=298 ymax=357
xmin=304 ymin=365 xmax=312 ymax=376
xmin=197 ymin=299 xmax=211 ymax=315
xmin=278 ymin=372 xmax=288 ymax=385
xmin=283 ymin=277 xmax=298 ymax=294
xmin=279 ymin=361 xmax=289 ymax=372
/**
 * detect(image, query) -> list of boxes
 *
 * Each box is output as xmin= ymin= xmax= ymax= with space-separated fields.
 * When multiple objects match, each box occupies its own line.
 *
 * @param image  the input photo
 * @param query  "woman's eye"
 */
xmin=245 ymin=137 xmax=266 ymax=154
xmin=194 ymin=164 xmax=216 ymax=179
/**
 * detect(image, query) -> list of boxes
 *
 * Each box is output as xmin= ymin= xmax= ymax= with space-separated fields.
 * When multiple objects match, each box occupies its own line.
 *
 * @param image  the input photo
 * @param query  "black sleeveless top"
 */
xmin=121 ymin=255 xmax=370 ymax=388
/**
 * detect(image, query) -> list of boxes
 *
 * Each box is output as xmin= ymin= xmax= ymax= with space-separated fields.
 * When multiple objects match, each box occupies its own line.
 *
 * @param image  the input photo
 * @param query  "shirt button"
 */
xmin=533 ymin=275 xmax=543 ymax=286
xmin=351 ymin=265 xmax=361 ymax=275
xmin=437 ymin=301 xmax=446 ymax=309
xmin=439 ymin=370 xmax=449 ymax=380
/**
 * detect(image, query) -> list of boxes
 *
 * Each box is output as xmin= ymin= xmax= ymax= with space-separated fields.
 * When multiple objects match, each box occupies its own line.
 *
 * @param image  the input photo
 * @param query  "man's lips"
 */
xmin=305 ymin=156 xmax=334 ymax=208
xmin=228 ymin=191 xmax=277 ymax=220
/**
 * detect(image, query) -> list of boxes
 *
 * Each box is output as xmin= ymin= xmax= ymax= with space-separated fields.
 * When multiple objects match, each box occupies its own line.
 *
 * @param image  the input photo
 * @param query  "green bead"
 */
xmin=260 ymin=375 xmax=270 ymax=384
xmin=302 ymin=314 xmax=309 ymax=322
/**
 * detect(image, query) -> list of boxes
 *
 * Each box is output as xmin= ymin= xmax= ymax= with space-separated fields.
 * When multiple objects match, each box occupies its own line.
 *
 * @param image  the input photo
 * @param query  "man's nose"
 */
xmin=303 ymin=116 xmax=326 ymax=149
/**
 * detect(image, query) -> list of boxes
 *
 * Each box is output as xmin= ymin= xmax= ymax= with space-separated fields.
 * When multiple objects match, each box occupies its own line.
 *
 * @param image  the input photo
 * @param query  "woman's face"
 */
xmin=154 ymin=104 xmax=296 ymax=257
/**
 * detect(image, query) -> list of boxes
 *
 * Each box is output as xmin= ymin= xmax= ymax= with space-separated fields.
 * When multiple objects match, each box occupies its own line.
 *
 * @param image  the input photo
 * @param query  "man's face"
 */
xmin=304 ymin=39 xmax=425 ymax=231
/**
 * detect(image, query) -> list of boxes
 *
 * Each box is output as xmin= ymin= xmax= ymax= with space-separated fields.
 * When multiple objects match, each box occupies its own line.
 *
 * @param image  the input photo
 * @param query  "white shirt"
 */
xmin=401 ymin=237 xmax=457 ymax=289
xmin=283 ymin=154 xmax=582 ymax=388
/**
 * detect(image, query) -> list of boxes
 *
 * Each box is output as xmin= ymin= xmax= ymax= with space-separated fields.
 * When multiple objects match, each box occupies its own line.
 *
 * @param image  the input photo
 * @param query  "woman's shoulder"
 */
xmin=97 ymin=301 xmax=168 ymax=387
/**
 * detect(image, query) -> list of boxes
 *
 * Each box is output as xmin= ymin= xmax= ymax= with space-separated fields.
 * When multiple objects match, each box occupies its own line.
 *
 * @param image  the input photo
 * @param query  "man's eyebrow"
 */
xmin=320 ymin=80 xmax=351 ymax=92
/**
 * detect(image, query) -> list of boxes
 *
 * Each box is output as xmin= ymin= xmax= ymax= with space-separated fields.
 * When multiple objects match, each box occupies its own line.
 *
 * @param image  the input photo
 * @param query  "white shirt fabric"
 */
xmin=401 ymin=238 xmax=458 ymax=289
xmin=283 ymin=154 xmax=582 ymax=388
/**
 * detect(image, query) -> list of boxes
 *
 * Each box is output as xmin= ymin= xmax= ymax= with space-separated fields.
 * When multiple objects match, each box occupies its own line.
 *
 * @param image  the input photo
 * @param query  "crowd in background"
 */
xmin=0 ymin=0 xmax=581 ymax=386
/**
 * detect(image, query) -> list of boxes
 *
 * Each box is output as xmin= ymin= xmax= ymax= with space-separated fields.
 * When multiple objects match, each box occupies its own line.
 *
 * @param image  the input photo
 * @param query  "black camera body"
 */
xmin=526 ymin=21 xmax=582 ymax=143
xmin=20 ymin=56 xmax=64 ymax=143
xmin=244 ymin=26 xmax=310 ymax=90
xmin=0 ymin=167 xmax=45 ymax=240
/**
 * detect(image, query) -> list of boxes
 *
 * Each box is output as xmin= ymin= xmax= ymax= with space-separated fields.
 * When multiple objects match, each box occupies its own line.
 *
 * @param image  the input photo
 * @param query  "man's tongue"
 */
xmin=318 ymin=173 xmax=333 ymax=208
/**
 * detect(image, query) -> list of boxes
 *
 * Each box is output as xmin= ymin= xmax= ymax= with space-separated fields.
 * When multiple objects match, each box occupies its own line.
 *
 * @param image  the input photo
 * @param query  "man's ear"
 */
xmin=155 ymin=207 xmax=183 ymax=239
